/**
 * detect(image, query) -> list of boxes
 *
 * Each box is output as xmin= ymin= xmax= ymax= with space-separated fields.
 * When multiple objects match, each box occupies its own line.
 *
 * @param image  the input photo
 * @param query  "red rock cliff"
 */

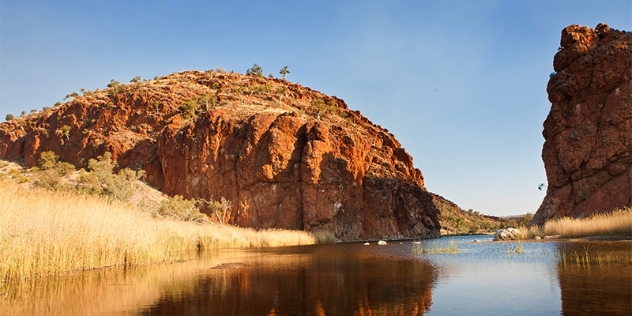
xmin=534 ymin=24 xmax=632 ymax=224
xmin=0 ymin=70 xmax=440 ymax=240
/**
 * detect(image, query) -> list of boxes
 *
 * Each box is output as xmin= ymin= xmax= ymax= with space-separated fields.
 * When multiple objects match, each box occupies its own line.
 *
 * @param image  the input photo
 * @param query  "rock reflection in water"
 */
xmin=3 ymin=238 xmax=631 ymax=315
xmin=556 ymin=241 xmax=632 ymax=316
xmin=141 ymin=243 xmax=436 ymax=315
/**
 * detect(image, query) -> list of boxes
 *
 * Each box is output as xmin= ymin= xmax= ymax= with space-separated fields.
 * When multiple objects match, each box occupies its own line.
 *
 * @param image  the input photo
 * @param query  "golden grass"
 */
xmin=543 ymin=207 xmax=632 ymax=238
xmin=0 ymin=180 xmax=315 ymax=285
xmin=412 ymin=240 xmax=461 ymax=254
xmin=511 ymin=225 xmax=543 ymax=240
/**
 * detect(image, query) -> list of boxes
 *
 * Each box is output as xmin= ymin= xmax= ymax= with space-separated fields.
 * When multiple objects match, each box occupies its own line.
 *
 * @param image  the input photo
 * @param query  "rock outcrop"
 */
xmin=534 ymin=24 xmax=632 ymax=224
xmin=0 ymin=70 xmax=441 ymax=240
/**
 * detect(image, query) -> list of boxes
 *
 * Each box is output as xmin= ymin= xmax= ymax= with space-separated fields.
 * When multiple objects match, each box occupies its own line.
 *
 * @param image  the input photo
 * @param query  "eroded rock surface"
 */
xmin=534 ymin=24 xmax=632 ymax=224
xmin=0 ymin=71 xmax=441 ymax=240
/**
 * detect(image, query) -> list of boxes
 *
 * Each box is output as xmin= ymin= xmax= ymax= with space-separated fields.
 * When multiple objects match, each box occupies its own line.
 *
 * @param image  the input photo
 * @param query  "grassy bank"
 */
xmin=0 ymin=180 xmax=315 ymax=285
xmin=543 ymin=207 xmax=632 ymax=238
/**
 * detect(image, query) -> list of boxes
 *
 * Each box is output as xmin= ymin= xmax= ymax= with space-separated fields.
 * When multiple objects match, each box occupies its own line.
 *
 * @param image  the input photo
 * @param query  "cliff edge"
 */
xmin=534 ymin=24 xmax=632 ymax=224
xmin=0 ymin=70 xmax=441 ymax=240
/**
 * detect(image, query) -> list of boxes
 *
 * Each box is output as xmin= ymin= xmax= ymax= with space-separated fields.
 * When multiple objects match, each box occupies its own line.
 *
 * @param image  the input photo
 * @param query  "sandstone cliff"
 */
xmin=534 ymin=24 xmax=632 ymax=224
xmin=0 ymin=70 xmax=441 ymax=240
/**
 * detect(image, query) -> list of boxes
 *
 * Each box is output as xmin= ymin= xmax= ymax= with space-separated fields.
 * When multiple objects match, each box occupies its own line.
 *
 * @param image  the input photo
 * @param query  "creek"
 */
xmin=2 ymin=235 xmax=630 ymax=315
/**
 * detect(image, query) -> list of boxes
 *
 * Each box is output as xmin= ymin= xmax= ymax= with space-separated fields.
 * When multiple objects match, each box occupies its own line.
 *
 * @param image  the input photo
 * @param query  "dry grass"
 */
xmin=0 ymin=180 xmax=315 ymax=285
xmin=543 ymin=208 xmax=632 ymax=238
xmin=512 ymin=225 xmax=544 ymax=240
xmin=412 ymin=240 xmax=461 ymax=254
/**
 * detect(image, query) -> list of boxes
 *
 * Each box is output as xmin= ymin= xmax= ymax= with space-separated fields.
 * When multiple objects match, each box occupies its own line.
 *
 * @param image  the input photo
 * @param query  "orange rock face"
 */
xmin=0 ymin=71 xmax=440 ymax=240
xmin=534 ymin=24 xmax=632 ymax=224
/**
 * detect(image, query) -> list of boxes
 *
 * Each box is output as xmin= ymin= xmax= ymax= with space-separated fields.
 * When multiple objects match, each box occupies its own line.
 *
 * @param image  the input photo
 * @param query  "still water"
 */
xmin=2 ymin=236 xmax=631 ymax=315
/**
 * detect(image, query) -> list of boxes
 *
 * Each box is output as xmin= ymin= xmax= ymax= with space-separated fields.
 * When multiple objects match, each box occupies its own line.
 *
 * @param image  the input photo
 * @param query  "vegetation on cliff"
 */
xmin=0 ymin=68 xmax=441 ymax=240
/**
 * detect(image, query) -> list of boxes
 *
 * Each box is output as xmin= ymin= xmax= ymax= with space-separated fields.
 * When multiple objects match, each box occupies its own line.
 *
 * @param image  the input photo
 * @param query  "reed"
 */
xmin=511 ymin=225 xmax=543 ymax=240
xmin=543 ymin=208 xmax=632 ymax=238
xmin=504 ymin=242 xmax=525 ymax=254
xmin=0 ymin=180 xmax=315 ymax=285
xmin=412 ymin=240 xmax=461 ymax=254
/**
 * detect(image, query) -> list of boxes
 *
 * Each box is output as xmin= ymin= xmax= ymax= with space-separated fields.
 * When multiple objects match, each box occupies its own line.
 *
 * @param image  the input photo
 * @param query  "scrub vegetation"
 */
xmin=0 ymin=155 xmax=315 ymax=286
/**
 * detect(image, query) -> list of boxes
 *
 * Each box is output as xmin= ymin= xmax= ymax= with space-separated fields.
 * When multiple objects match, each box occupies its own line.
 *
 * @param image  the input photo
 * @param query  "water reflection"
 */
xmin=140 ymin=244 xmax=436 ymax=315
xmin=2 ymin=237 xmax=631 ymax=315
xmin=556 ymin=241 xmax=632 ymax=316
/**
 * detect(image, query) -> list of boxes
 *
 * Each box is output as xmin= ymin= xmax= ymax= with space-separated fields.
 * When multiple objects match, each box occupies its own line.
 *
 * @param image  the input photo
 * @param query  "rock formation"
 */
xmin=534 ymin=24 xmax=632 ymax=224
xmin=0 ymin=70 xmax=441 ymax=240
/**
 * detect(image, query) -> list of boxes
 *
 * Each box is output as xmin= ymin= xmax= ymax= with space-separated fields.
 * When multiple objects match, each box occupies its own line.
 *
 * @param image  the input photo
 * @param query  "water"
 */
xmin=2 ymin=236 xmax=630 ymax=315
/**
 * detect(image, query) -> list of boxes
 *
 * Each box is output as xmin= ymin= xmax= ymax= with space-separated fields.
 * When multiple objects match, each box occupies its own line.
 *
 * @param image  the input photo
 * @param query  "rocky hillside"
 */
xmin=534 ymin=24 xmax=632 ymax=224
xmin=0 ymin=69 xmax=443 ymax=240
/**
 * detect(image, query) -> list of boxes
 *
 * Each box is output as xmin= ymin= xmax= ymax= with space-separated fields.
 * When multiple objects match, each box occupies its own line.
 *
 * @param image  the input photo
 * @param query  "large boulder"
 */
xmin=493 ymin=228 xmax=522 ymax=241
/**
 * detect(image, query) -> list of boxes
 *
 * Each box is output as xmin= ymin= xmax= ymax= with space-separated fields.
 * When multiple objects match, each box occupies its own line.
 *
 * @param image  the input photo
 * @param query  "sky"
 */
xmin=1 ymin=0 xmax=631 ymax=216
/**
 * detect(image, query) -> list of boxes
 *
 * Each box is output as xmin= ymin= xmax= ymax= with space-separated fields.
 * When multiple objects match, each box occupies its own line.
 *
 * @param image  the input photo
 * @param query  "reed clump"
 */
xmin=412 ymin=240 xmax=461 ymax=254
xmin=543 ymin=208 xmax=632 ymax=238
xmin=0 ymin=180 xmax=315 ymax=285
xmin=504 ymin=242 xmax=525 ymax=254
xmin=511 ymin=225 xmax=544 ymax=240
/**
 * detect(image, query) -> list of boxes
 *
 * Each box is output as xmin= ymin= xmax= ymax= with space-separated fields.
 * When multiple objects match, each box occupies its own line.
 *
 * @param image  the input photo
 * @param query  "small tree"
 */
xmin=202 ymin=197 xmax=232 ymax=225
xmin=246 ymin=63 xmax=263 ymax=76
xmin=279 ymin=66 xmax=290 ymax=80
xmin=32 ymin=151 xmax=76 ymax=191
xmin=5 ymin=114 xmax=14 ymax=121
xmin=159 ymin=195 xmax=207 ymax=222
xmin=78 ymin=152 xmax=143 ymax=201
xmin=64 ymin=92 xmax=79 ymax=100
xmin=60 ymin=125 xmax=71 ymax=140
xmin=181 ymin=99 xmax=199 ymax=119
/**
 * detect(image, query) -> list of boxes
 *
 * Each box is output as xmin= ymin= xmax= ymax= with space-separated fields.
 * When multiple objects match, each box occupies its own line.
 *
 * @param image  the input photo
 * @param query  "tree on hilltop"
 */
xmin=279 ymin=66 xmax=290 ymax=80
xmin=246 ymin=64 xmax=263 ymax=76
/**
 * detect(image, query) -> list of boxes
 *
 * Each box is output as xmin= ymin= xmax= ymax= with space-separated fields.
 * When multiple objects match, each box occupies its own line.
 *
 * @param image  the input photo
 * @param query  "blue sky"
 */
xmin=1 ymin=1 xmax=630 ymax=216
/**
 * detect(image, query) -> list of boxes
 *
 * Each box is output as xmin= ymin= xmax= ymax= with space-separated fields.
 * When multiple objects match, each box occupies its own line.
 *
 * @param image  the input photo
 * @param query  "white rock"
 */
xmin=493 ymin=228 xmax=522 ymax=241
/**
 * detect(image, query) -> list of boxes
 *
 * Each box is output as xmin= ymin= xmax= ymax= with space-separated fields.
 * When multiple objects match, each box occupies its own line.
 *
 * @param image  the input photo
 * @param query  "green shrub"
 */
xmin=64 ymin=92 xmax=79 ymax=100
xmin=196 ymin=94 xmax=218 ymax=111
xmin=517 ymin=213 xmax=534 ymax=227
xmin=181 ymin=99 xmax=199 ymax=119
xmin=5 ymin=114 xmax=14 ymax=121
xmin=77 ymin=152 xmax=144 ymax=201
xmin=38 ymin=150 xmax=59 ymax=170
xmin=32 ymin=151 xmax=76 ymax=191
xmin=160 ymin=195 xmax=207 ymax=222
xmin=246 ymin=63 xmax=263 ymax=76
xmin=59 ymin=125 xmax=71 ymax=140
xmin=107 ymin=79 xmax=127 ymax=97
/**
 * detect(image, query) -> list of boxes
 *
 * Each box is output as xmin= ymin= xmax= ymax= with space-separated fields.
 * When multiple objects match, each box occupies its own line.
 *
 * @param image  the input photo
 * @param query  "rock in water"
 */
xmin=534 ymin=24 xmax=632 ymax=225
xmin=493 ymin=228 xmax=521 ymax=241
